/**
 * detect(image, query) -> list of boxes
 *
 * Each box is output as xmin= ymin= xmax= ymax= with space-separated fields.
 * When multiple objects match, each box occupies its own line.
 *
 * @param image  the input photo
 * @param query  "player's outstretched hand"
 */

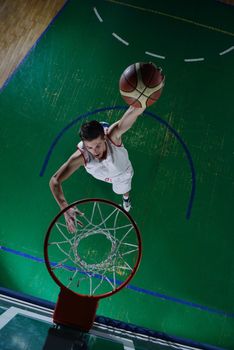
xmin=64 ymin=207 xmax=84 ymax=233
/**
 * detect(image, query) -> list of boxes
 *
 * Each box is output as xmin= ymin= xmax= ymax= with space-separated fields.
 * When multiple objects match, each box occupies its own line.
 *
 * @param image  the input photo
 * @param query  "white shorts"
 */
xmin=111 ymin=166 xmax=134 ymax=195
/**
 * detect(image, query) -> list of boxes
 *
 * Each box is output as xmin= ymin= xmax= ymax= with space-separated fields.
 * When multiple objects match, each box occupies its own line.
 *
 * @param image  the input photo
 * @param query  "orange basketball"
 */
xmin=119 ymin=62 xmax=165 ymax=108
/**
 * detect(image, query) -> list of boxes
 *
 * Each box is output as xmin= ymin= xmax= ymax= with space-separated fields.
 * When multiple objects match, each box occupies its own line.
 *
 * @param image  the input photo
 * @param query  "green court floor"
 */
xmin=0 ymin=0 xmax=234 ymax=349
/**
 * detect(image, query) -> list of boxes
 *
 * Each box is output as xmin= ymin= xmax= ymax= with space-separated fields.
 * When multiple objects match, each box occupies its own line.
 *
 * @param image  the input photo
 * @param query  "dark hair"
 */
xmin=79 ymin=120 xmax=105 ymax=141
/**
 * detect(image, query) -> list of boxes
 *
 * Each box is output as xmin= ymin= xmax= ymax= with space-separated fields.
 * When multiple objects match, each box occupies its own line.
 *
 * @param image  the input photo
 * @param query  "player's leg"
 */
xmin=112 ymin=167 xmax=133 ymax=212
xmin=122 ymin=192 xmax=131 ymax=212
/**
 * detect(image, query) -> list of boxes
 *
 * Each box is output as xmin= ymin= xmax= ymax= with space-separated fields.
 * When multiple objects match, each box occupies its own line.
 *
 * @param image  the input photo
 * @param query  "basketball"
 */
xmin=119 ymin=62 xmax=165 ymax=108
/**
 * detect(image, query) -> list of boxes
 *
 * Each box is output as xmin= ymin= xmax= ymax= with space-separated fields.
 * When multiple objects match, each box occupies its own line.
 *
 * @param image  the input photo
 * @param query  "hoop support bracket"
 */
xmin=53 ymin=288 xmax=99 ymax=332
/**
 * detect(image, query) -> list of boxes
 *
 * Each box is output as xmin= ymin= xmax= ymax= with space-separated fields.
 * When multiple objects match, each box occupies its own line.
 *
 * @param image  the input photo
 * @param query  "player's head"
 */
xmin=79 ymin=121 xmax=105 ymax=141
xmin=79 ymin=121 xmax=106 ymax=159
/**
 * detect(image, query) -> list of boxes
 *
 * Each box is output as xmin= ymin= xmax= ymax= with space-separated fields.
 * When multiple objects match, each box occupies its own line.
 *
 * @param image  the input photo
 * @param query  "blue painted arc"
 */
xmin=145 ymin=111 xmax=196 ymax=220
xmin=39 ymin=106 xmax=195 ymax=220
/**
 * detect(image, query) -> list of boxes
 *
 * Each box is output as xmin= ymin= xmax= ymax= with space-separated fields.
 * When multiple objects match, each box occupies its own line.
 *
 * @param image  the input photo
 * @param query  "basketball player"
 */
xmin=49 ymin=105 xmax=145 ymax=232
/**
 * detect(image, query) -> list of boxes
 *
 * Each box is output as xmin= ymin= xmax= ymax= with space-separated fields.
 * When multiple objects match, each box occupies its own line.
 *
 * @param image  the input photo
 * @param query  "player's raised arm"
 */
xmin=49 ymin=149 xmax=85 ymax=210
xmin=109 ymin=106 xmax=145 ymax=142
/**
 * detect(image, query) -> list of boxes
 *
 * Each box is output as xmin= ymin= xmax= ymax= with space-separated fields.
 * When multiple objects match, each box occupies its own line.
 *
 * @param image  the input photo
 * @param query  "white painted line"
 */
xmin=219 ymin=46 xmax=234 ymax=56
xmin=93 ymin=7 xmax=103 ymax=22
xmin=0 ymin=307 xmax=18 ymax=330
xmin=0 ymin=295 xmax=53 ymax=315
xmin=0 ymin=304 xmax=200 ymax=350
xmin=91 ymin=329 xmax=135 ymax=350
xmin=92 ymin=324 xmax=199 ymax=350
xmin=16 ymin=307 xmax=53 ymax=324
xmin=145 ymin=51 xmax=165 ymax=59
xmin=112 ymin=32 xmax=129 ymax=46
xmin=184 ymin=58 xmax=205 ymax=62
xmin=0 ymin=306 xmax=53 ymax=330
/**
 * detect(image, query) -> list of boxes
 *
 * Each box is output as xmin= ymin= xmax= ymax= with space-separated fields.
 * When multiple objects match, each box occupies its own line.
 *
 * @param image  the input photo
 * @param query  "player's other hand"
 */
xmin=64 ymin=207 xmax=84 ymax=233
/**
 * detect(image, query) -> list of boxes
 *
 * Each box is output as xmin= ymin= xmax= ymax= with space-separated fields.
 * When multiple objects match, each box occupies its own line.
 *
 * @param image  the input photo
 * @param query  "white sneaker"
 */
xmin=123 ymin=197 xmax=131 ymax=212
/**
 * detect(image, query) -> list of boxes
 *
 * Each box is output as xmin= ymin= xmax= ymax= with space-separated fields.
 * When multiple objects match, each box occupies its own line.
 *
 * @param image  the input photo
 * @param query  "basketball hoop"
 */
xmin=44 ymin=198 xmax=142 ymax=331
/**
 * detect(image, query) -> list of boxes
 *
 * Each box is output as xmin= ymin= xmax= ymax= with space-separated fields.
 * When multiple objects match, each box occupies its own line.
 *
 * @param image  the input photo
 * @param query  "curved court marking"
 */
xmin=93 ymin=7 xmax=103 ymax=22
xmin=184 ymin=58 xmax=205 ymax=62
xmin=93 ymin=5 xmax=234 ymax=62
xmin=219 ymin=45 xmax=234 ymax=55
xmin=93 ymin=8 xmax=129 ymax=46
xmin=1 ymin=245 xmax=234 ymax=319
xmin=39 ymin=106 xmax=195 ymax=220
xmin=112 ymin=32 xmax=129 ymax=46
xmin=145 ymin=111 xmax=195 ymax=220
xmin=145 ymin=51 xmax=166 ymax=60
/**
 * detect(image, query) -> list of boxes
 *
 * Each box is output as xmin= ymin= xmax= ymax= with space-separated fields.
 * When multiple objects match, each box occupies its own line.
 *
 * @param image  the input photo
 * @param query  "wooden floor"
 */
xmin=0 ymin=0 xmax=67 ymax=89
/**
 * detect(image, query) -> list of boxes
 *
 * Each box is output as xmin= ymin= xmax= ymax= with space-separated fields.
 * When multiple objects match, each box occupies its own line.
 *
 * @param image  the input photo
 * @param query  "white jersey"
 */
xmin=77 ymin=137 xmax=133 ymax=183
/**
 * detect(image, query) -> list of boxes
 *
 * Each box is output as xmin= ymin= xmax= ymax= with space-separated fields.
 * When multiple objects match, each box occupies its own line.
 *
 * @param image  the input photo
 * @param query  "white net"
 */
xmin=46 ymin=199 xmax=141 ymax=297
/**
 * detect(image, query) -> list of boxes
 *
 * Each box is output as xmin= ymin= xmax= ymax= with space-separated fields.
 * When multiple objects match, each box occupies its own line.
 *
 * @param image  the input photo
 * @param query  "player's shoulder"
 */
xmin=75 ymin=142 xmax=91 ymax=165
xmin=77 ymin=140 xmax=84 ymax=150
xmin=68 ymin=147 xmax=85 ymax=165
xmin=107 ymin=122 xmax=122 ymax=146
xmin=101 ymin=121 xmax=121 ymax=144
xmin=100 ymin=121 xmax=110 ymax=135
